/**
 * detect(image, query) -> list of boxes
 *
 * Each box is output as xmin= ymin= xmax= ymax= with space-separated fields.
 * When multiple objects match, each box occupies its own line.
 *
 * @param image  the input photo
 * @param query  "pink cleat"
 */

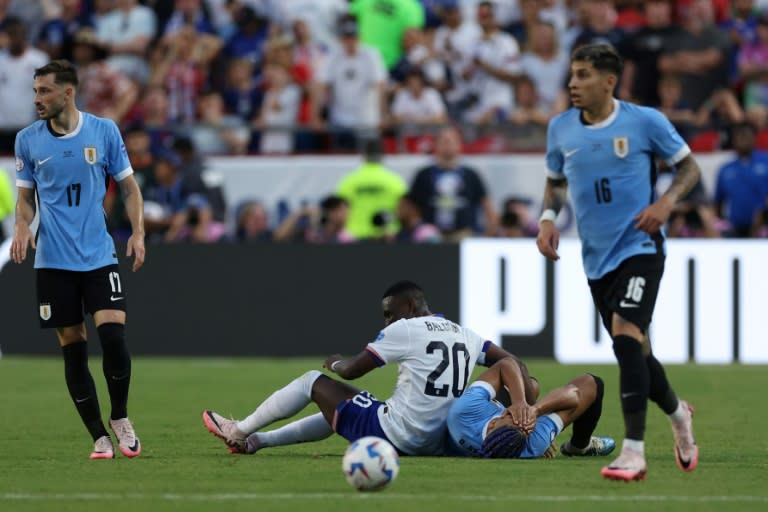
xmin=202 ymin=410 xmax=247 ymax=454
xmin=601 ymin=447 xmax=647 ymax=482
xmin=89 ymin=435 xmax=115 ymax=460
xmin=109 ymin=418 xmax=142 ymax=458
xmin=671 ymin=400 xmax=698 ymax=472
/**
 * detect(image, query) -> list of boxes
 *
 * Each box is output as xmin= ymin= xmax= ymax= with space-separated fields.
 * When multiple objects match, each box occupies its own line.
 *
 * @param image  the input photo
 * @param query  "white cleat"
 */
xmin=671 ymin=400 xmax=698 ymax=472
xmin=109 ymin=417 xmax=142 ymax=458
xmin=202 ymin=410 xmax=247 ymax=454
xmin=601 ymin=447 xmax=647 ymax=482
xmin=89 ymin=435 xmax=115 ymax=460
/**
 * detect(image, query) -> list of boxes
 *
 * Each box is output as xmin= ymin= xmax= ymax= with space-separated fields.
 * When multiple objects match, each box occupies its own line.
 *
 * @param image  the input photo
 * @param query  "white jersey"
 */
xmin=466 ymin=31 xmax=521 ymax=121
xmin=317 ymin=44 xmax=386 ymax=129
xmin=365 ymin=316 xmax=489 ymax=455
xmin=0 ymin=47 xmax=49 ymax=129
xmin=391 ymin=87 xmax=446 ymax=121
xmin=433 ymin=22 xmax=481 ymax=102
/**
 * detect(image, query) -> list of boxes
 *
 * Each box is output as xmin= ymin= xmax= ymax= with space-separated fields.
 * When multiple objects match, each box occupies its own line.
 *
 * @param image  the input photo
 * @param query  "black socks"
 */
xmin=570 ymin=374 xmax=605 ymax=449
xmin=98 ymin=323 xmax=131 ymax=421
xmin=62 ymin=341 xmax=107 ymax=441
xmin=646 ymin=351 xmax=679 ymax=415
xmin=612 ymin=335 xmax=649 ymax=440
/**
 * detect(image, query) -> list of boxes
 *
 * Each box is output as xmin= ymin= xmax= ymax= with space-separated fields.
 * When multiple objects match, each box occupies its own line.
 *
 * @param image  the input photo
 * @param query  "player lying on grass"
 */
xmin=446 ymin=357 xmax=615 ymax=458
xmin=203 ymin=281 xmax=538 ymax=456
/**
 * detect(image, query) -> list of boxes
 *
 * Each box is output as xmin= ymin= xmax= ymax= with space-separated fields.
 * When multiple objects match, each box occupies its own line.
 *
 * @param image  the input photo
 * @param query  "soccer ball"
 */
xmin=342 ymin=436 xmax=400 ymax=491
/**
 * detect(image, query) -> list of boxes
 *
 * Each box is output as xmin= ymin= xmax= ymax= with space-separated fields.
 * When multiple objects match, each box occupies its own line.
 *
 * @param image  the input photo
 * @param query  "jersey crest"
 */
xmin=613 ymin=136 xmax=629 ymax=158
xmin=84 ymin=145 xmax=97 ymax=164
xmin=39 ymin=302 xmax=51 ymax=321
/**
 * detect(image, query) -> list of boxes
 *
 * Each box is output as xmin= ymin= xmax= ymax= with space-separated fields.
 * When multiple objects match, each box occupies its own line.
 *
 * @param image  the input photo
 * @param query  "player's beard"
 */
xmin=38 ymin=99 xmax=66 ymax=120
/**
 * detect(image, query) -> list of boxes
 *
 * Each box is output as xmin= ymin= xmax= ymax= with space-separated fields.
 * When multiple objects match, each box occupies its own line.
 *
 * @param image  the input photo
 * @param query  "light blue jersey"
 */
xmin=15 ymin=111 xmax=133 ymax=271
xmin=446 ymin=381 xmax=563 ymax=458
xmin=545 ymin=100 xmax=690 ymax=279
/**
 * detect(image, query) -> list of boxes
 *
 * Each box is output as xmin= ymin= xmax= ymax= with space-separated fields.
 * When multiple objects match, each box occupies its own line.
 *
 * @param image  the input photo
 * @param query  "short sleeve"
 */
xmin=545 ymin=118 xmax=565 ymax=180
xmin=136 ymin=7 xmax=157 ymax=38
xmin=365 ymin=320 xmax=411 ymax=366
xmin=14 ymin=135 xmax=35 ymax=189
xmin=391 ymin=90 xmax=407 ymax=117
xmin=465 ymin=167 xmax=487 ymax=201
xmin=370 ymin=48 xmax=387 ymax=83
xmin=425 ymin=89 xmax=446 ymax=116
xmin=409 ymin=168 xmax=433 ymax=208
xmin=500 ymin=36 xmax=522 ymax=73
xmin=404 ymin=1 xmax=426 ymax=28
xmin=105 ymin=121 xmax=133 ymax=181
xmin=646 ymin=108 xmax=690 ymax=166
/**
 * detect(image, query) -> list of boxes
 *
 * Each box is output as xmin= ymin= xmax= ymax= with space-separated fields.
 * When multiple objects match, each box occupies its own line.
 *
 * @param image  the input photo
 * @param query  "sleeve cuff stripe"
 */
xmin=667 ymin=145 xmax=691 ymax=166
xmin=16 ymin=179 xmax=34 ymax=188
xmin=365 ymin=346 xmax=386 ymax=367
xmin=546 ymin=169 xmax=566 ymax=180
xmin=114 ymin=167 xmax=134 ymax=181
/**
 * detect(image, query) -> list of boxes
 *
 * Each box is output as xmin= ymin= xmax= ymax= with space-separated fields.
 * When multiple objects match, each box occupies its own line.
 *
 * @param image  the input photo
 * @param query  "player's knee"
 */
xmin=612 ymin=334 xmax=643 ymax=358
xmin=302 ymin=370 xmax=324 ymax=395
xmin=588 ymin=374 xmax=605 ymax=401
xmin=97 ymin=322 xmax=125 ymax=350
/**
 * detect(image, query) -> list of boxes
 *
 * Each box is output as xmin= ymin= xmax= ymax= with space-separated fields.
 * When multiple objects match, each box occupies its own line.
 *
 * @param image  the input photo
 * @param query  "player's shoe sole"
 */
xmin=89 ymin=435 xmax=115 ymax=460
xmin=673 ymin=402 xmax=698 ymax=472
xmin=600 ymin=466 xmax=647 ymax=482
xmin=202 ymin=410 xmax=243 ymax=454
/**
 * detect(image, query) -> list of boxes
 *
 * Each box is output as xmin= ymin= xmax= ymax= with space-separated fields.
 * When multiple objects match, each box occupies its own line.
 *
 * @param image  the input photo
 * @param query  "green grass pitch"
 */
xmin=0 ymin=357 xmax=766 ymax=512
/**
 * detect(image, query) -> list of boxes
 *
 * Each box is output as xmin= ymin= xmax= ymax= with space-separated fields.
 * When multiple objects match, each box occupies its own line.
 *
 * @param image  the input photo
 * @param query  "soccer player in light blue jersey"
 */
xmin=10 ymin=60 xmax=145 ymax=460
xmin=446 ymin=358 xmax=615 ymax=460
xmin=536 ymin=44 xmax=700 ymax=482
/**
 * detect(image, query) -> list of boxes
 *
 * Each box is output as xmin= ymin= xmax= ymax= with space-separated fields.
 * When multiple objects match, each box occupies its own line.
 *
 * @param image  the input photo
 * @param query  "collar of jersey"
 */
xmin=583 ymin=98 xmax=621 ymax=130
xmin=51 ymin=111 xmax=84 ymax=139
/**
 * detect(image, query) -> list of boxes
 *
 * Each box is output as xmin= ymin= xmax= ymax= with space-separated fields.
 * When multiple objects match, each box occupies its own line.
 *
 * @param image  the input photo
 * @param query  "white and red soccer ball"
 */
xmin=342 ymin=436 xmax=400 ymax=491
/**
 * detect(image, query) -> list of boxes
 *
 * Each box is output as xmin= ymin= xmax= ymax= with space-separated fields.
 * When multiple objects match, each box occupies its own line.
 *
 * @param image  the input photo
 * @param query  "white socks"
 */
xmin=623 ymin=438 xmax=645 ymax=454
xmin=252 ymin=412 xmax=334 ymax=449
xmin=236 ymin=370 xmax=322 ymax=434
xmin=668 ymin=400 xmax=687 ymax=424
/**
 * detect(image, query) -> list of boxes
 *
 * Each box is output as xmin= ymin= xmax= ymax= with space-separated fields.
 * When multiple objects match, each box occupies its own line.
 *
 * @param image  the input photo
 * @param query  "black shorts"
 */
xmin=35 ymin=264 xmax=127 ymax=328
xmin=588 ymin=253 xmax=664 ymax=334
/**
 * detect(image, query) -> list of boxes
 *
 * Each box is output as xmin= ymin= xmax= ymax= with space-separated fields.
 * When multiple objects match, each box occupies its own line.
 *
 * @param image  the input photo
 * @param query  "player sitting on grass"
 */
xmin=446 ymin=357 xmax=615 ymax=459
xmin=202 ymin=280 xmax=537 ymax=456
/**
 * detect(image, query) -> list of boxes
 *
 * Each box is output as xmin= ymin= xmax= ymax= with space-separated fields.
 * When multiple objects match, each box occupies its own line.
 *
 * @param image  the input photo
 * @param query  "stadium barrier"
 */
xmin=1 ymin=240 xmax=765 ymax=363
xmin=0 ymin=153 xmax=732 ymax=238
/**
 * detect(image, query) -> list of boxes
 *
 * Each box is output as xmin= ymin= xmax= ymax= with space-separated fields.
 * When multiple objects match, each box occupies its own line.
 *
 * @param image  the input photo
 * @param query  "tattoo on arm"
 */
xmin=664 ymin=154 xmax=701 ymax=203
xmin=542 ymin=178 xmax=569 ymax=214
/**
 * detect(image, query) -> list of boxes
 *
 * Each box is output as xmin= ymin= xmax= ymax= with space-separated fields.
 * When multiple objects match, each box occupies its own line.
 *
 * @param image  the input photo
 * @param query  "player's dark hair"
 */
xmin=34 ymin=60 xmax=79 ymax=88
xmin=382 ymin=281 xmax=429 ymax=312
xmin=481 ymin=425 xmax=526 ymax=458
xmin=320 ymin=195 xmax=348 ymax=212
xmin=478 ymin=1 xmax=495 ymax=11
xmin=571 ymin=44 xmax=623 ymax=77
xmin=3 ymin=15 xmax=24 ymax=32
xmin=362 ymin=138 xmax=383 ymax=163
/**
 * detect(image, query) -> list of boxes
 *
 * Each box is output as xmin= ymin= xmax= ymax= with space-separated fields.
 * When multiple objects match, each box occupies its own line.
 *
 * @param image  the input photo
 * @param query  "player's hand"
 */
xmin=126 ymin=232 xmax=146 ymax=272
xmin=635 ymin=196 xmax=674 ymax=234
xmin=323 ymin=354 xmax=343 ymax=372
xmin=542 ymin=440 xmax=558 ymax=459
xmin=536 ymin=221 xmax=560 ymax=261
xmin=506 ymin=403 xmax=537 ymax=434
xmin=10 ymin=224 xmax=36 ymax=264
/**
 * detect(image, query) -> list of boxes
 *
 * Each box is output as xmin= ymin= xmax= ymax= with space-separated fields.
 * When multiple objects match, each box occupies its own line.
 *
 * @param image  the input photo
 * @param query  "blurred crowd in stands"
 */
xmin=1 ymin=0 xmax=768 ymax=243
